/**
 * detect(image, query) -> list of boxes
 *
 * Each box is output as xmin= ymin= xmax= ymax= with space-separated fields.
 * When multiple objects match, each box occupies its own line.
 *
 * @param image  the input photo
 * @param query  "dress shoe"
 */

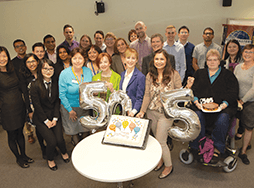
xmin=16 ymin=158 xmax=29 ymax=168
xmin=28 ymin=134 xmax=36 ymax=144
xmin=158 ymin=167 xmax=174 ymax=179
xmin=154 ymin=163 xmax=164 ymax=171
xmin=23 ymin=156 xmax=34 ymax=163
xmin=62 ymin=156 xmax=70 ymax=163
xmin=47 ymin=161 xmax=58 ymax=171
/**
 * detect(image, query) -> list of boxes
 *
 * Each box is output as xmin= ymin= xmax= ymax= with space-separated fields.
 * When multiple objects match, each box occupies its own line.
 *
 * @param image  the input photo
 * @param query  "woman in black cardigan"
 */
xmin=30 ymin=59 xmax=69 ymax=171
xmin=189 ymin=49 xmax=239 ymax=164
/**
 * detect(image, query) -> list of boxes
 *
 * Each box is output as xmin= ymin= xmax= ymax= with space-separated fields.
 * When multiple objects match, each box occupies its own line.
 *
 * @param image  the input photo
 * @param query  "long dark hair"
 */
xmin=0 ymin=46 xmax=14 ymax=73
xmin=224 ymin=39 xmax=242 ymax=63
xmin=56 ymin=45 xmax=71 ymax=65
xmin=36 ymin=58 xmax=55 ymax=98
xmin=20 ymin=53 xmax=40 ymax=78
xmin=149 ymin=49 xmax=174 ymax=86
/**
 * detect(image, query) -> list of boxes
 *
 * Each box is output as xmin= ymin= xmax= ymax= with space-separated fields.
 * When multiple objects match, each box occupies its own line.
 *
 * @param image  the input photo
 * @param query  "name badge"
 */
xmin=72 ymin=79 xmax=78 ymax=84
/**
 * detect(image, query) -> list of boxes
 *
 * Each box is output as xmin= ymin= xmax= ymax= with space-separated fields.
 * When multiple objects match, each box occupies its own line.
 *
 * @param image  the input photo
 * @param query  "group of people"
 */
xmin=0 ymin=21 xmax=254 ymax=180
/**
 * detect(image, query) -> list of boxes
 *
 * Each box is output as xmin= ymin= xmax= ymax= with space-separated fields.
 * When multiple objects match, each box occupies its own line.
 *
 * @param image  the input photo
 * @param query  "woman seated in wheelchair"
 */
xmin=189 ymin=49 xmax=239 ymax=164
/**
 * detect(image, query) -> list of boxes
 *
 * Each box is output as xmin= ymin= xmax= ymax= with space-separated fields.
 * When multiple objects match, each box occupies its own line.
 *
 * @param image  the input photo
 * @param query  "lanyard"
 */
xmin=72 ymin=67 xmax=84 ymax=84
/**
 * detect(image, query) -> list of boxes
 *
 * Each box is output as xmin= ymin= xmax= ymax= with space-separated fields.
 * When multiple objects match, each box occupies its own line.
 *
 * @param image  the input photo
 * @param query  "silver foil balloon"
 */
xmin=108 ymin=90 xmax=132 ymax=115
xmin=79 ymin=81 xmax=109 ymax=132
xmin=161 ymin=89 xmax=201 ymax=142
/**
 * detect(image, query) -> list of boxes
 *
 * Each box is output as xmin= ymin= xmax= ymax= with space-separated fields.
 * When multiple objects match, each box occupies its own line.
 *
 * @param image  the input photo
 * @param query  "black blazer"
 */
xmin=142 ymin=52 xmax=176 ymax=75
xmin=30 ymin=79 xmax=60 ymax=124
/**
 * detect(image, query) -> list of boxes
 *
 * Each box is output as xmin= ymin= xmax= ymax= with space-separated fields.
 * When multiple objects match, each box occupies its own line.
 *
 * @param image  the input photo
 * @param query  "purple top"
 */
xmin=58 ymin=40 xmax=79 ymax=51
xmin=130 ymin=36 xmax=152 ymax=71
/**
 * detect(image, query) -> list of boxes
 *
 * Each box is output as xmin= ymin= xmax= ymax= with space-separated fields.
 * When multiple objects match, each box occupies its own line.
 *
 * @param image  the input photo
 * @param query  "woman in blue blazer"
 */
xmin=120 ymin=48 xmax=145 ymax=117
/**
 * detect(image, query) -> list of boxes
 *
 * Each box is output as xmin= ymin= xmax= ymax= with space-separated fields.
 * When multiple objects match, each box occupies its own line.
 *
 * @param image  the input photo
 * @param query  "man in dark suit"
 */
xmin=142 ymin=33 xmax=175 ymax=75
xmin=11 ymin=39 xmax=27 ymax=74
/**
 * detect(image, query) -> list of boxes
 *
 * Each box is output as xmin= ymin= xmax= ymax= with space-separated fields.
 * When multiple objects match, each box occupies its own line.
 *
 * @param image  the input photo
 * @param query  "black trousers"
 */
xmin=36 ymin=119 xmax=67 ymax=161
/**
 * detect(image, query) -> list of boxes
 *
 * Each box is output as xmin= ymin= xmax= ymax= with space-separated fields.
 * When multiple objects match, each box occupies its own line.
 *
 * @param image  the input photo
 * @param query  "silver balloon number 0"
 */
xmin=161 ymin=89 xmax=201 ymax=142
xmin=79 ymin=81 xmax=132 ymax=132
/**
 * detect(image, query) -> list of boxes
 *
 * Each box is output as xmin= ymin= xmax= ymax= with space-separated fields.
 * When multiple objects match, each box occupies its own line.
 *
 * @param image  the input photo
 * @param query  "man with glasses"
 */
xmin=12 ymin=39 xmax=27 ymax=74
xmin=130 ymin=21 xmax=152 ymax=71
xmin=192 ymin=27 xmax=222 ymax=71
xmin=43 ymin=34 xmax=56 ymax=63
xmin=176 ymin=26 xmax=195 ymax=84
xmin=163 ymin=25 xmax=186 ymax=82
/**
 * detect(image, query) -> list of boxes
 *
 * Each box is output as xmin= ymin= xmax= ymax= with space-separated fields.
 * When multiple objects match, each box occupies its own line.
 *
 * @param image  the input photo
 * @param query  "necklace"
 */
xmin=72 ymin=67 xmax=84 ymax=84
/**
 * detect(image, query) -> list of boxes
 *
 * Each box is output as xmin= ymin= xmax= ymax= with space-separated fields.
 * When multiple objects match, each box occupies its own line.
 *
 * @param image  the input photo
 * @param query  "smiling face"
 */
xmin=44 ymin=37 xmax=56 ymax=51
xmin=33 ymin=46 xmax=45 ymax=60
xmin=94 ymin=33 xmax=104 ymax=47
xmin=80 ymin=36 xmax=91 ymax=49
xmin=26 ymin=56 xmax=39 ymax=72
xmin=126 ymin=53 xmax=137 ymax=69
xmin=130 ymin=33 xmax=138 ymax=42
xmin=242 ymin=48 xmax=254 ymax=62
xmin=206 ymin=55 xmax=220 ymax=71
xmin=227 ymin=42 xmax=239 ymax=56
xmin=135 ymin=23 xmax=146 ymax=39
xmin=14 ymin=41 xmax=27 ymax=56
xmin=58 ymin=48 xmax=69 ymax=61
xmin=105 ymin=36 xmax=115 ymax=48
xmin=151 ymin=37 xmax=163 ymax=52
xmin=88 ymin=47 xmax=99 ymax=62
xmin=116 ymin=40 xmax=127 ymax=54
xmin=154 ymin=52 xmax=167 ymax=70
xmin=178 ymin=28 xmax=189 ymax=42
xmin=64 ymin=27 xmax=74 ymax=41
xmin=41 ymin=62 xmax=54 ymax=80
xmin=0 ymin=51 xmax=8 ymax=69
xmin=99 ymin=56 xmax=111 ymax=72
xmin=165 ymin=28 xmax=176 ymax=42
xmin=72 ymin=53 xmax=85 ymax=70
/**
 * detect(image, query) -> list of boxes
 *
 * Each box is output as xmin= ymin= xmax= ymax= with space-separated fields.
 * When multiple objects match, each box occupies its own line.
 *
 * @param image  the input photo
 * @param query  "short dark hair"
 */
xmin=43 ymin=34 xmax=55 ymax=43
xmin=94 ymin=30 xmax=104 ymax=38
xmin=178 ymin=26 xmax=190 ymax=33
xmin=63 ymin=24 xmax=74 ymax=32
xmin=32 ymin=42 xmax=45 ymax=52
xmin=85 ymin=45 xmax=102 ymax=61
xmin=70 ymin=47 xmax=87 ymax=66
xmin=13 ymin=39 xmax=26 ymax=48
xmin=203 ymin=27 xmax=214 ymax=35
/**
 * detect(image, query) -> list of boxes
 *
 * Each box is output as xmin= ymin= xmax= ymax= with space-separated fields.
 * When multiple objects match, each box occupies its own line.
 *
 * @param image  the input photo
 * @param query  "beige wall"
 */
xmin=0 ymin=0 xmax=254 ymax=58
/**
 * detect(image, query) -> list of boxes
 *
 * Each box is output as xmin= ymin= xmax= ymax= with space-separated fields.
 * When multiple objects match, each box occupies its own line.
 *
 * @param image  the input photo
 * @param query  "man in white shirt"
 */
xmin=163 ymin=25 xmax=186 ymax=82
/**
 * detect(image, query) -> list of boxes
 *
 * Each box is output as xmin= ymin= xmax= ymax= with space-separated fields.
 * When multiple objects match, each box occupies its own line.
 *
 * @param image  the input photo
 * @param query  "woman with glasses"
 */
xmin=31 ymin=58 xmax=69 ymax=171
xmin=234 ymin=44 xmax=254 ymax=165
xmin=103 ymin=32 xmax=116 ymax=57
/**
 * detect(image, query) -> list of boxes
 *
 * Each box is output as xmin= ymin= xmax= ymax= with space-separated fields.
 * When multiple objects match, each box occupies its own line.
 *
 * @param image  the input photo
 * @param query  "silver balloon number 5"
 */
xmin=161 ymin=89 xmax=201 ymax=142
xmin=79 ymin=81 xmax=109 ymax=132
xmin=79 ymin=81 xmax=132 ymax=132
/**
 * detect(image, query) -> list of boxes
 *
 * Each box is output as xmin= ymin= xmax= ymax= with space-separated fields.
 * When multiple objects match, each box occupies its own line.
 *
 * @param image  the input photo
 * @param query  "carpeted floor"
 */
xmin=0 ymin=124 xmax=253 ymax=188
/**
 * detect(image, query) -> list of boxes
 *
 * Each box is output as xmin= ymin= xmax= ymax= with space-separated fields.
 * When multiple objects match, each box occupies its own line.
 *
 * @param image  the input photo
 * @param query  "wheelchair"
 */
xmin=179 ymin=117 xmax=238 ymax=173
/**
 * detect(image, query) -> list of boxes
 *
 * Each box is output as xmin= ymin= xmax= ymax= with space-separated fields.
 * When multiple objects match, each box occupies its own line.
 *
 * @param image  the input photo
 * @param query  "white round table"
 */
xmin=72 ymin=131 xmax=162 ymax=187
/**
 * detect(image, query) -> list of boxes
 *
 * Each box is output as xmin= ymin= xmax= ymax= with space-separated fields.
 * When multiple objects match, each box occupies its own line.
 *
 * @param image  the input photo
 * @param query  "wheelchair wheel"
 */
xmin=179 ymin=149 xmax=194 ymax=164
xmin=223 ymin=156 xmax=238 ymax=173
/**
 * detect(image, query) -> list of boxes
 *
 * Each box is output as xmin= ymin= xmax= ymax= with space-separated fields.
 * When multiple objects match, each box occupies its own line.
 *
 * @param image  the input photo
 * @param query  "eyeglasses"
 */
xmin=243 ymin=51 xmax=254 ymax=54
xmin=106 ymin=38 xmax=114 ymax=41
xmin=26 ymin=60 xmax=37 ymax=64
xmin=15 ymin=44 xmax=25 ymax=48
xmin=207 ymin=59 xmax=219 ymax=62
xmin=42 ymin=68 xmax=54 ymax=72
xmin=204 ymin=32 xmax=213 ymax=36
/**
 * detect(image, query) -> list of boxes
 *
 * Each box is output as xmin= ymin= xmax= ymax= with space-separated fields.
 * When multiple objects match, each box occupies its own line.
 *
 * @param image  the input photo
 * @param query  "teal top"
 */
xmin=59 ymin=66 xmax=93 ymax=112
